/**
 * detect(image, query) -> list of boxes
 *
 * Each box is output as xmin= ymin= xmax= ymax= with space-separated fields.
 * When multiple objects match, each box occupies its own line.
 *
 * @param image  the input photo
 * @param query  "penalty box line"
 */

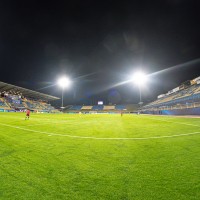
xmin=0 ymin=122 xmax=200 ymax=140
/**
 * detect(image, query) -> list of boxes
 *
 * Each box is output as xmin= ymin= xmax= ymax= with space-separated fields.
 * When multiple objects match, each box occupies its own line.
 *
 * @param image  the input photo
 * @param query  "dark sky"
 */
xmin=0 ymin=0 xmax=200 ymax=105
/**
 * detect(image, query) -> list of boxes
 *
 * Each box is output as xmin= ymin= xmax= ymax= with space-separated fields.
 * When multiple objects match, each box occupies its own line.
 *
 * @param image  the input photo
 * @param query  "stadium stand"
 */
xmin=103 ymin=105 xmax=115 ymax=110
xmin=92 ymin=105 xmax=104 ymax=110
xmin=0 ymin=98 xmax=10 ymax=109
xmin=64 ymin=104 xmax=138 ymax=113
xmin=70 ymin=105 xmax=83 ymax=110
xmin=115 ymin=105 xmax=126 ymax=110
xmin=21 ymin=99 xmax=59 ymax=112
xmin=0 ymin=98 xmax=6 ymax=106
xmin=0 ymin=81 xmax=59 ymax=112
xmin=81 ymin=106 xmax=93 ymax=110
xmin=141 ymin=76 xmax=200 ymax=115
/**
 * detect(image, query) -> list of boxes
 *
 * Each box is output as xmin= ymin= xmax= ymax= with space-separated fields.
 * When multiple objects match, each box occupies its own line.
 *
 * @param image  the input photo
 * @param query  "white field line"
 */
xmin=143 ymin=114 xmax=200 ymax=118
xmin=0 ymin=122 xmax=200 ymax=140
xmin=146 ymin=116 xmax=200 ymax=128
xmin=25 ymin=122 xmax=58 ymax=127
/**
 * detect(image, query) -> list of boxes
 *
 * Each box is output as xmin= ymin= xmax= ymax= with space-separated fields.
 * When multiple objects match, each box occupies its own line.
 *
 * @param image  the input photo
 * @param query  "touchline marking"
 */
xmin=147 ymin=116 xmax=200 ymax=128
xmin=0 ymin=122 xmax=200 ymax=140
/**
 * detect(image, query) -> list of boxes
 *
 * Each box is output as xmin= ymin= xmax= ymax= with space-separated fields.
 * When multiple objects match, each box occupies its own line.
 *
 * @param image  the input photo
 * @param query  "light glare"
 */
xmin=132 ymin=71 xmax=147 ymax=86
xmin=57 ymin=77 xmax=70 ymax=88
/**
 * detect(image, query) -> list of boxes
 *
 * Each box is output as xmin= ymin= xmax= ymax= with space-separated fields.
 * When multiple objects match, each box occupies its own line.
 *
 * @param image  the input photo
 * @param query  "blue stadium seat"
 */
xmin=71 ymin=105 xmax=83 ymax=110
xmin=115 ymin=105 xmax=126 ymax=110
xmin=92 ymin=105 xmax=103 ymax=110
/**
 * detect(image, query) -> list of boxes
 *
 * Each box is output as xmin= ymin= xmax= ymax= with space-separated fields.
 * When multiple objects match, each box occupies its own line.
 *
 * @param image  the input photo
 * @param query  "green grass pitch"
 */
xmin=0 ymin=112 xmax=200 ymax=200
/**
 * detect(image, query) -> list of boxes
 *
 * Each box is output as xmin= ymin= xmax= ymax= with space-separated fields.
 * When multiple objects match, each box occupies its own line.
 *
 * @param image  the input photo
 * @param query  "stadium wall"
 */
xmin=143 ymin=107 xmax=200 ymax=115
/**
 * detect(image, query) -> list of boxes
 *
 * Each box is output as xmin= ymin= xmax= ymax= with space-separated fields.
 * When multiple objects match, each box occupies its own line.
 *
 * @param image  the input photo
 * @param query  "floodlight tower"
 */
xmin=132 ymin=71 xmax=147 ymax=105
xmin=57 ymin=77 xmax=71 ymax=109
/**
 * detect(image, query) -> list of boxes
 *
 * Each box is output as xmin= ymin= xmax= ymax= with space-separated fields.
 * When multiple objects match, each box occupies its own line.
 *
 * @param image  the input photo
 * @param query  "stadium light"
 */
xmin=57 ymin=77 xmax=71 ymax=109
xmin=132 ymin=71 xmax=147 ymax=86
xmin=132 ymin=71 xmax=147 ymax=105
xmin=58 ymin=77 xmax=70 ymax=89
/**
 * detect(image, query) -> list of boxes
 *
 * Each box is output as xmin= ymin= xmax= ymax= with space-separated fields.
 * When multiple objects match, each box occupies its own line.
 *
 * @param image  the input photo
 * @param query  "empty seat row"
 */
xmin=69 ymin=105 xmax=126 ymax=111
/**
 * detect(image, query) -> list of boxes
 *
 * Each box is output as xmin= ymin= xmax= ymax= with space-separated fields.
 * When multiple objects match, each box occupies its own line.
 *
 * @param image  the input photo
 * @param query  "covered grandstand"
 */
xmin=0 ymin=81 xmax=59 ymax=112
xmin=141 ymin=76 xmax=200 ymax=115
xmin=64 ymin=104 xmax=138 ymax=113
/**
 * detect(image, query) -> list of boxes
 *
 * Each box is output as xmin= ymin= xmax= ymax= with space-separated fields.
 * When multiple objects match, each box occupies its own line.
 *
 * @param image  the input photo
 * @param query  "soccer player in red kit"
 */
xmin=25 ymin=109 xmax=30 ymax=120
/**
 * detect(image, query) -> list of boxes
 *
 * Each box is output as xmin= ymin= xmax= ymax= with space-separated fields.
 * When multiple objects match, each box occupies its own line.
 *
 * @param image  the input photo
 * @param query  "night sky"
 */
xmin=0 ymin=0 xmax=200 ymax=105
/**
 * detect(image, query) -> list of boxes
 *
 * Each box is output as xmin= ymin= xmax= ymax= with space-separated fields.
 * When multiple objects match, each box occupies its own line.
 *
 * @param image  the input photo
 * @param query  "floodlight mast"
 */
xmin=132 ymin=71 xmax=147 ymax=105
xmin=61 ymin=88 xmax=64 ymax=108
xmin=139 ymin=85 xmax=142 ymax=103
xmin=57 ymin=77 xmax=70 ymax=110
